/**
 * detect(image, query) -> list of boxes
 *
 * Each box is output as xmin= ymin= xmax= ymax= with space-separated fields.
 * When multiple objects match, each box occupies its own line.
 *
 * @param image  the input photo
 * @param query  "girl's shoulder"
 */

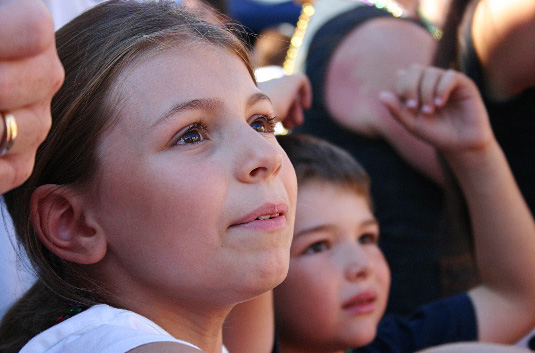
xmin=19 ymin=304 xmax=200 ymax=353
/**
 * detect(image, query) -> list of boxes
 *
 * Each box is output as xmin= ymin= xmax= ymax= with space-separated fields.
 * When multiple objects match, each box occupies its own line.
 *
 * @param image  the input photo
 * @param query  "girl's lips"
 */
xmin=231 ymin=213 xmax=287 ymax=231
xmin=230 ymin=202 xmax=289 ymax=231
xmin=342 ymin=290 xmax=377 ymax=315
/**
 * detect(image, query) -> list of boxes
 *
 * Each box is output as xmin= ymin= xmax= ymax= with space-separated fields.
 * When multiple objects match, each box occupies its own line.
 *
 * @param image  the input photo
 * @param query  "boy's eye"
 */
xmin=358 ymin=233 xmax=377 ymax=245
xmin=250 ymin=115 xmax=276 ymax=133
xmin=174 ymin=123 xmax=207 ymax=145
xmin=303 ymin=241 xmax=330 ymax=255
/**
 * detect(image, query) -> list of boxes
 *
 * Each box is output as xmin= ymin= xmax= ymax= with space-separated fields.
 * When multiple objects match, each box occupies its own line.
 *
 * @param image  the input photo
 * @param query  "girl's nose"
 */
xmin=234 ymin=129 xmax=283 ymax=184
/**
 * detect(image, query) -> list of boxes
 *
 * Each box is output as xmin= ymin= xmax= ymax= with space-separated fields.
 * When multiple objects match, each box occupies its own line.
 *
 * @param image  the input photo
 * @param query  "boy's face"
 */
xmin=274 ymin=181 xmax=390 ymax=352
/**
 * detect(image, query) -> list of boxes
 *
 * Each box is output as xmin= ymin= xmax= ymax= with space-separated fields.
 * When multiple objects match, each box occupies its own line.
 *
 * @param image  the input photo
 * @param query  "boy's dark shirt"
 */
xmin=272 ymin=294 xmax=477 ymax=353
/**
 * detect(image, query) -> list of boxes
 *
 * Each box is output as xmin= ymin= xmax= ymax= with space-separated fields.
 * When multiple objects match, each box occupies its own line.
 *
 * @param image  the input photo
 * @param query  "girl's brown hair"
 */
xmin=0 ymin=1 xmax=253 ymax=351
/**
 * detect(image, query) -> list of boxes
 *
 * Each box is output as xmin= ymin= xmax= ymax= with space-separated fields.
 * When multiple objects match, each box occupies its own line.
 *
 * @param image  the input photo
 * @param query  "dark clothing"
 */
xmin=272 ymin=294 xmax=477 ymax=353
xmin=461 ymin=6 xmax=535 ymax=217
xmin=227 ymin=0 xmax=301 ymax=35
xmin=294 ymin=5 xmax=444 ymax=316
xmin=354 ymin=294 xmax=477 ymax=353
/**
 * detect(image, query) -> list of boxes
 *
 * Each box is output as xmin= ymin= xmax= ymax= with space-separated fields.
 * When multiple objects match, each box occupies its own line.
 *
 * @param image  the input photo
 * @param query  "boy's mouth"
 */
xmin=342 ymin=290 xmax=377 ymax=314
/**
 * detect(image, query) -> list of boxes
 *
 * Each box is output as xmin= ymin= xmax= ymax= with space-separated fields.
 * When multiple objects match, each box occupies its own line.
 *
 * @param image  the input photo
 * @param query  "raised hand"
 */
xmin=257 ymin=73 xmax=312 ymax=130
xmin=379 ymin=64 xmax=493 ymax=154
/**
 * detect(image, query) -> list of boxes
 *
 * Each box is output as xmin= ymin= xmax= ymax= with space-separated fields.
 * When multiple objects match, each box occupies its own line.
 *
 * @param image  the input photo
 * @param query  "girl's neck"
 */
xmin=97 ymin=261 xmax=232 ymax=352
xmin=118 ymin=296 xmax=231 ymax=353
xmin=147 ymin=308 xmax=227 ymax=353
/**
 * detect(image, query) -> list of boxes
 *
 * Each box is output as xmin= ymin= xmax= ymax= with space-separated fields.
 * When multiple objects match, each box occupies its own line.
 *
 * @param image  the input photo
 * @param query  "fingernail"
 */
xmin=406 ymin=99 xmax=417 ymax=108
xmin=422 ymin=104 xmax=433 ymax=114
xmin=379 ymin=91 xmax=388 ymax=100
xmin=434 ymin=97 xmax=443 ymax=106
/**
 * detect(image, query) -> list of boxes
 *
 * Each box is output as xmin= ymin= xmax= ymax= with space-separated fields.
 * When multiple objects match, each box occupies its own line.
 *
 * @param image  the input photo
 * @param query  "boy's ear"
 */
xmin=30 ymin=184 xmax=107 ymax=265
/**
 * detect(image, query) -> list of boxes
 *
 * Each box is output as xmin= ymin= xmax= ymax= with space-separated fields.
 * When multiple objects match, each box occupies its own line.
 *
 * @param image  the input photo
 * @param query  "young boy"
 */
xmin=273 ymin=65 xmax=535 ymax=353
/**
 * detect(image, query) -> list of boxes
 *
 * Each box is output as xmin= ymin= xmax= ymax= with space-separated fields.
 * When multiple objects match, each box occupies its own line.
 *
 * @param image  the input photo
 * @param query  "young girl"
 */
xmin=0 ymin=1 xmax=300 ymax=352
xmin=273 ymin=65 xmax=535 ymax=353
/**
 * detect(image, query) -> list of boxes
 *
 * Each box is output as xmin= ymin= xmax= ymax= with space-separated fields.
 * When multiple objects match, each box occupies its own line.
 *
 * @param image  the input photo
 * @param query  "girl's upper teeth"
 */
xmin=257 ymin=213 xmax=280 ymax=220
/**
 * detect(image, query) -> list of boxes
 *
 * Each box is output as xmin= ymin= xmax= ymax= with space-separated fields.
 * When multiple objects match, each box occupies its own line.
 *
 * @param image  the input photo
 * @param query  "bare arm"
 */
xmin=453 ymin=131 xmax=535 ymax=343
xmin=472 ymin=0 xmax=535 ymax=99
xmin=380 ymin=65 xmax=535 ymax=343
xmin=325 ymin=17 xmax=445 ymax=184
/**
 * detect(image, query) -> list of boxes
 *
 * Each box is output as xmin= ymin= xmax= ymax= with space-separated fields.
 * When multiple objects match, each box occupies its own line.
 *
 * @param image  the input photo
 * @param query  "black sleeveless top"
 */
xmin=294 ymin=5 xmax=444 ymax=315
xmin=461 ymin=7 xmax=535 ymax=216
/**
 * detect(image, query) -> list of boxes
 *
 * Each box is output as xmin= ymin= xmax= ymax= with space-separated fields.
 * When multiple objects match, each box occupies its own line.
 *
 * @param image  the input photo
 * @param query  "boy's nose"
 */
xmin=345 ymin=261 xmax=370 ymax=282
xmin=344 ymin=248 xmax=372 ymax=282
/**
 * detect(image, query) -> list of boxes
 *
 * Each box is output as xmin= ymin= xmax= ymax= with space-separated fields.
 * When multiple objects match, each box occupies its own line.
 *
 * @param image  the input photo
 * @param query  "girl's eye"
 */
xmin=250 ymin=115 xmax=276 ymax=133
xmin=303 ymin=241 xmax=330 ymax=255
xmin=358 ymin=233 xmax=377 ymax=245
xmin=175 ymin=123 xmax=207 ymax=145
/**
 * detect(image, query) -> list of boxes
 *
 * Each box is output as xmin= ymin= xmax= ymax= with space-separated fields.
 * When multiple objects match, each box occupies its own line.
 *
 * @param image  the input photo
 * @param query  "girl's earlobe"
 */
xmin=30 ymin=185 xmax=107 ymax=265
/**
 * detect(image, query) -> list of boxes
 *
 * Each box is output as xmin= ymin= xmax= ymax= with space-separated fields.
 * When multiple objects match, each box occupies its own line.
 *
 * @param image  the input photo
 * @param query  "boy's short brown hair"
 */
xmin=277 ymin=133 xmax=372 ymax=206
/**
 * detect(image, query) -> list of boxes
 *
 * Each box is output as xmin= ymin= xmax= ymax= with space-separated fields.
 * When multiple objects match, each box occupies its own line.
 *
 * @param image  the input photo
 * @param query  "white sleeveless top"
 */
xmin=20 ymin=304 xmax=229 ymax=353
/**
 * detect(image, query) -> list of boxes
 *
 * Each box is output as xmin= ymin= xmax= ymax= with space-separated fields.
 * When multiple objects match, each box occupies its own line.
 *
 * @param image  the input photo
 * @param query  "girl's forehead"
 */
xmin=116 ymin=41 xmax=225 ymax=81
xmin=110 ymin=43 xmax=248 ymax=105
xmin=102 ymin=44 xmax=257 ymax=135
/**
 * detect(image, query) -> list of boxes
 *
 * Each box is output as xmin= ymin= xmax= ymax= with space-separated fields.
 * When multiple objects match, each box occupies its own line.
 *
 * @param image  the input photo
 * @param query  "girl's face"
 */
xmin=274 ymin=181 xmax=390 ymax=352
xmin=84 ymin=45 xmax=297 ymax=314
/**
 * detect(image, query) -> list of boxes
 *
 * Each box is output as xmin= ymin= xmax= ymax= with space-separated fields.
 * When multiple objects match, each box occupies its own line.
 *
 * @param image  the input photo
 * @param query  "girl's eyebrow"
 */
xmin=152 ymin=92 xmax=272 ymax=128
xmin=247 ymin=92 xmax=272 ymax=107
xmin=152 ymin=97 xmax=222 ymax=128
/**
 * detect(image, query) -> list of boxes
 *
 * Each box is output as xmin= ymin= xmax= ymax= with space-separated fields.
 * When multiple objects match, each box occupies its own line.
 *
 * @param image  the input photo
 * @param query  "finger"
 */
xmin=282 ymin=100 xmax=304 ymax=130
xmin=0 ymin=147 xmax=36 ymax=193
xmin=280 ymin=114 xmax=294 ymax=131
xmin=434 ymin=69 xmax=462 ymax=107
xmin=298 ymin=75 xmax=313 ymax=110
xmin=395 ymin=64 xmax=424 ymax=111
xmin=7 ymin=105 xmax=52 ymax=157
xmin=0 ymin=105 xmax=51 ymax=193
xmin=0 ymin=154 xmax=33 ymax=194
xmin=379 ymin=90 xmax=414 ymax=129
xmin=291 ymin=100 xmax=305 ymax=127
xmin=419 ymin=67 xmax=443 ymax=115
xmin=0 ymin=44 xmax=64 ymax=110
xmin=0 ymin=0 xmax=55 ymax=58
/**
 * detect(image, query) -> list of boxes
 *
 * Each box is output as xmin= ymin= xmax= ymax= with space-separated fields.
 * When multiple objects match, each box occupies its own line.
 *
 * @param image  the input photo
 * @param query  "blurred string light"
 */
xmin=283 ymin=2 xmax=315 ymax=76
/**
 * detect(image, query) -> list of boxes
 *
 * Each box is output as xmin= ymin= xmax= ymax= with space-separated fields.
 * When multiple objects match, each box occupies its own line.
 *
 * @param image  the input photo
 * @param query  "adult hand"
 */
xmin=258 ymin=73 xmax=312 ymax=130
xmin=0 ymin=0 xmax=64 ymax=194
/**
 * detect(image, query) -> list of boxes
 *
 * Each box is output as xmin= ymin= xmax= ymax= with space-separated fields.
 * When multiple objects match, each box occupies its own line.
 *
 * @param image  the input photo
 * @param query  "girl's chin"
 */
xmin=241 ymin=269 xmax=289 ymax=300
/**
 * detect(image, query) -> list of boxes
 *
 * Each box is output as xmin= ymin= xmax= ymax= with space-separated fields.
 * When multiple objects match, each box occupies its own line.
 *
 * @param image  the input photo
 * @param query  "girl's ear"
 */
xmin=30 ymin=184 xmax=107 ymax=265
